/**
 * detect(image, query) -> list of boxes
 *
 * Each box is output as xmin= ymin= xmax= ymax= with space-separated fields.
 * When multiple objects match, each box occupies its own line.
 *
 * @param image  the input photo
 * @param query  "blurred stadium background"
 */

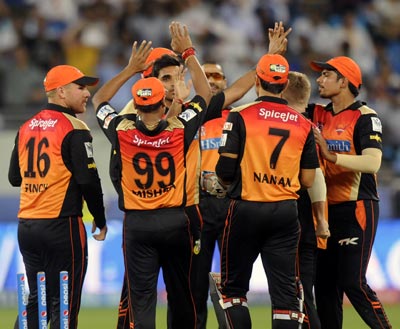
xmin=0 ymin=0 xmax=399 ymax=321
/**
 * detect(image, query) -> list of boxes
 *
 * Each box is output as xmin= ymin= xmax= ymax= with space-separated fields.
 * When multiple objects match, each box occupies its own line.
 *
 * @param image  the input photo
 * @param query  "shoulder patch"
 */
xmin=220 ymin=133 xmax=227 ymax=147
xmin=84 ymin=142 xmax=94 ymax=158
xmin=371 ymin=117 xmax=382 ymax=133
xmin=223 ymin=122 xmax=233 ymax=131
xmin=97 ymin=104 xmax=116 ymax=120
xmin=103 ymin=113 xmax=118 ymax=129
xmin=179 ymin=109 xmax=197 ymax=122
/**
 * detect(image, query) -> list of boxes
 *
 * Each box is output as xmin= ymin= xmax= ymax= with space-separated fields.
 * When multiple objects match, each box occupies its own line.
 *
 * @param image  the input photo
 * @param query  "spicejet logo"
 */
xmin=258 ymin=108 xmax=299 ymax=125
xmin=133 ymin=135 xmax=170 ymax=148
xmin=28 ymin=118 xmax=58 ymax=130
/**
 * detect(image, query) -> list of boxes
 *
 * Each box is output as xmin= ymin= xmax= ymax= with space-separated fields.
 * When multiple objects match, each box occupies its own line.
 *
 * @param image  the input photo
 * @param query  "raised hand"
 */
xmin=169 ymin=21 xmax=193 ymax=54
xmin=126 ymin=40 xmax=153 ymax=75
xmin=268 ymin=21 xmax=292 ymax=55
xmin=174 ymin=65 xmax=192 ymax=101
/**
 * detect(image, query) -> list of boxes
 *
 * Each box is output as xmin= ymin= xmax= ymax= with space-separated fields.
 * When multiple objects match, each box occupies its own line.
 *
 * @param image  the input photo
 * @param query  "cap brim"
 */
xmin=73 ymin=76 xmax=99 ymax=86
xmin=310 ymin=61 xmax=335 ymax=72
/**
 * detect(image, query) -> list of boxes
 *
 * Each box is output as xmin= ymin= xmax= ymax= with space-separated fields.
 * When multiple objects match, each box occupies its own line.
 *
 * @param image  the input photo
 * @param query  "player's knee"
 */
xmin=221 ymin=297 xmax=248 ymax=310
xmin=272 ymin=309 xmax=305 ymax=328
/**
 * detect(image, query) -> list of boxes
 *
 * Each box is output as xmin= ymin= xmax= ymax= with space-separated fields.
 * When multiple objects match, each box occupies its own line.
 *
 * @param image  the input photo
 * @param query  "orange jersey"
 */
xmin=10 ymin=105 xmax=104 ymax=221
xmin=219 ymin=97 xmax=319 ymax=202
xmin=309 ymin=102 xmax=382 ymax=204
xmin=116 ymin=117 xmax=187 ymax=209
xmin=200 ymin=109 xmax=230 ymax=174
xmin=97 ymin=96 xmax=207 ymax=211
xmin=110 ymin=100 xmax=202 ymax=207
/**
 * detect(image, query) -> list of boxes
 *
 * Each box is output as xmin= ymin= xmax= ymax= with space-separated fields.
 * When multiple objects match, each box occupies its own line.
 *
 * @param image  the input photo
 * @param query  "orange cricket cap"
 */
xmin=44 ymin=65 xmax=99 ymax=92
xmin=256 ymin=54 xmax=289 ymax=84
xmin=310 ymin=56 xmax=362 ymax=88
xmin=131 ymin=77 xmax=165 ymax=106
xmin=142 ymin=47 xmax=176 ymax=78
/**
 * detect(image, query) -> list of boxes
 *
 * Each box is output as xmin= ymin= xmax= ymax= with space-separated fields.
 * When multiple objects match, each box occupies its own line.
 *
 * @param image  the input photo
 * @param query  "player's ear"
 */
xmin=340 ymin=77 xmax=348 ymax=89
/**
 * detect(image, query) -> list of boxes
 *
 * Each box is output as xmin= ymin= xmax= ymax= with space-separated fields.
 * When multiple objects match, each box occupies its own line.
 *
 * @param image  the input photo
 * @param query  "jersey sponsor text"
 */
xmin=133 ymin=135 xmax=170 ymax=148
xmin=326 ymin=140 xmax=351 ymax=152
xmin=28 ymin=118 xmax=58 ymax=130
xmin=201 ymin=137 xmax=221 ymax=150
xmin=258 ymin=108 xmax=299 ymax=124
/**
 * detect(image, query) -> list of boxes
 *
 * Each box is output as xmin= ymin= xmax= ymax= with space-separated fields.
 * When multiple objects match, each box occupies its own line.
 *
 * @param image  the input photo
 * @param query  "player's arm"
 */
xmin=299 ymin=127 xmax=319 ymax=188
xmin=91 ymin=40 xmax=153 ymax=111
xmin=313 ymin=129 xmax=382 ymax=173
xmin=169 ymin=21 xmax=212 ymax=107
xmin=307 ymin=167 xmax=330 ymax=239
xmin=299 ymin=169 xmax=315 ymax=189
xmin=216 ymin=153 xmax=238 ymax=187
xmin=165 ymin=65 xmax=188 ymax=119
xmin=66 ymin=130 xmax=108 ymax=240
xmin=216 ymin=112 xmax=242 ymax=186
xmin=335 ymin=148 xmax=381 ymax=173
xmin=8 ymin=133 xmax=22 ymax=187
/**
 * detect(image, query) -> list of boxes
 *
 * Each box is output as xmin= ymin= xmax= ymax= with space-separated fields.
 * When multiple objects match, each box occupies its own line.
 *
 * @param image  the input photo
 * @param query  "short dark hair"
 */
xmin=135 ymin=100 xmax=164 ymax=113
xmin=333 ymin=69 xmax=359 ymax=97
xmin=151 ymin=55 xmax=182 ymax=78
xmin=260 ymin=79 xmax=286 ymax=94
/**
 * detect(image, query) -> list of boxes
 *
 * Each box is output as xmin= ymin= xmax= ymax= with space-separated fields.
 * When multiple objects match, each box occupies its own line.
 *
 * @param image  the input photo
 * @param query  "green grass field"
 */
xmin=1 ymin=304 xmax=399 ymax=328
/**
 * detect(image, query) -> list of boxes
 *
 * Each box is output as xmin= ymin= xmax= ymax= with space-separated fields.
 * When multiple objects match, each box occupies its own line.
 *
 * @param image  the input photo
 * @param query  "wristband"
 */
xmin=182 ymin=47 xmax=196 ymax=61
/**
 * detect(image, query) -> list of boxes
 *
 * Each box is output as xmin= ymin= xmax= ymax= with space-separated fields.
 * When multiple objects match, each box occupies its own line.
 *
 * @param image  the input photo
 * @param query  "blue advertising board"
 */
xmin=1 ymin=219 xmax=399 ymax=304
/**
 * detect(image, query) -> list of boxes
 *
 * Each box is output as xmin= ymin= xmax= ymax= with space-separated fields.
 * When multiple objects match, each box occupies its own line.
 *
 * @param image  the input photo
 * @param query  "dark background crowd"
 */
xmin=0 ymin=0 xmax=399 ymax=213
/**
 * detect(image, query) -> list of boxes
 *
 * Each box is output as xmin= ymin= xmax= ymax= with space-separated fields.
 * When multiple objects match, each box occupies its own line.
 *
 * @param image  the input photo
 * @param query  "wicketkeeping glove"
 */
xmin=201 ymin=172 xmax=227 ymax=198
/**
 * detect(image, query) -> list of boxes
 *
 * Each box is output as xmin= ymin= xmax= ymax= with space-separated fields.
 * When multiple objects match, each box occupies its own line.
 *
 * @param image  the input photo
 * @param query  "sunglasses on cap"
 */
xmin=205 ymin=72 xmax=225 ymax=81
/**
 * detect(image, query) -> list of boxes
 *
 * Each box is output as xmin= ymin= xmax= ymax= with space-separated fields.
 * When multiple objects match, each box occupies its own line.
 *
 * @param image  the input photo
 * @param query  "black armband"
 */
xmin=216 ymin=156 xmax=237 ymax=184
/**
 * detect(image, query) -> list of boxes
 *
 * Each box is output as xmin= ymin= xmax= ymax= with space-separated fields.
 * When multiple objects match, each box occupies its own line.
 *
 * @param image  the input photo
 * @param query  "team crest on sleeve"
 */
xmin=103 ymin=113 xmax=118 ymax=129
xmin=84 ymin=142 xmax=94 ymax=158
xmin=178 ymin=109 xmax=197 ymax=122
xmin=96 ymin=104 xmax=115 ymax=120
xmin=223 ymin=122 xmax=233 ymax=131
xmin=371 ymin=117 xmax=382 ymax=133
xmin=220 ymin=133 xmax=227 ymax=147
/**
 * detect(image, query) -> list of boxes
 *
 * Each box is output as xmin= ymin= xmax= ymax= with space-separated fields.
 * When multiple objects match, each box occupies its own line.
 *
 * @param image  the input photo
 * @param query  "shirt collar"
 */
xmin=45 ymin=103 xmax=77 ymax=117
xmin=256 ymin=95 xmax=288 ymax=105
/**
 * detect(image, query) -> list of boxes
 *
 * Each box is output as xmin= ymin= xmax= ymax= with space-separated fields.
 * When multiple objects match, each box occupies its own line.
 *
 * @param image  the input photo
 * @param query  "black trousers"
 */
xmin=221 ymin=199 xmax=301 ymax=329
xmin=297 ymin=190 xmax=321 ymax=329
xmin=17 ymin=216 xmax=87 ymax=329
xmin=193 ymin=194 xmax=230 ymax=329
xmin=315 ymin=200 xmax=392 ymax=329
xmin=123 ymin=207 xmax=196 ymax=329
